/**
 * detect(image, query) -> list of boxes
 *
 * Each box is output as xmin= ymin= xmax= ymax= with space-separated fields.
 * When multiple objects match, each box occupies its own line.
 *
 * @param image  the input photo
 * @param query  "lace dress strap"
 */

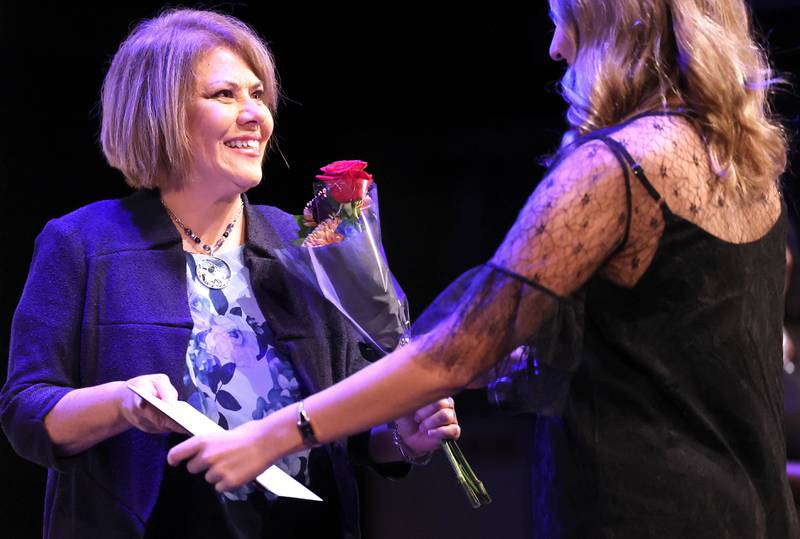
xmin=596 ymin=135 xmax=662 ymax=203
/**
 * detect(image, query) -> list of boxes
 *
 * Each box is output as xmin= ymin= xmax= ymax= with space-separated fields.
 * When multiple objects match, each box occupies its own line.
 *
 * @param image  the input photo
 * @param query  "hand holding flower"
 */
xmin=279 ymin=160 xmax=490 ymax=507
xmin=393 ymin=397 xmax=460 ymax=458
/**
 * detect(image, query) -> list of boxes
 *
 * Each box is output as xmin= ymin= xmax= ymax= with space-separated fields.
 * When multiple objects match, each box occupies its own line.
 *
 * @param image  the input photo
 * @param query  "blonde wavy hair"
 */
xmin=551 ymin=0 xmax=787 ymax=195
xmin=101 ymin=9 xmax=278 ymax=189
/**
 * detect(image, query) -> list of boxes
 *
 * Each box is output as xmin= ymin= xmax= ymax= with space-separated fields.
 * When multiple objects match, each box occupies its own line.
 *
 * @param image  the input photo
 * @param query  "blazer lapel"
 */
xmin=123 ymin=189 xmax=183 ymax=248
xmin=243 ymin=197 xmax=333 ymax=394
xmin=121 ymin=190 xmax=336 ymax=393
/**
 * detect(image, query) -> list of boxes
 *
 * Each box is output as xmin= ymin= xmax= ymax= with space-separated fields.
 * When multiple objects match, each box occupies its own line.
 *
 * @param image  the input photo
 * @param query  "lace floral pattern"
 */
xmin=412 ymin=112 xmax=783 ymax=411
xmin=411 ymin=111 xmax=793 ymax=535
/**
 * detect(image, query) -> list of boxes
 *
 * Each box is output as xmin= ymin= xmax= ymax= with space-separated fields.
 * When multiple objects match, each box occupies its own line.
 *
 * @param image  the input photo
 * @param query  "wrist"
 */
xmin=388 ymin=421 xmax=432 ymax=465
xmin=255 ymin=404 xmax=308 ymax=459
xmin=296 ymin=400 xmax=320 ymax=448
xmin=113 ymin=381 xmax=138 ymax=429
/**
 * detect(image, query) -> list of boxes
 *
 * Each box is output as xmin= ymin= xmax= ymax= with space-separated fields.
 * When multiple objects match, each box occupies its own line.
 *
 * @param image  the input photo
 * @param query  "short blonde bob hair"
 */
xmin=551 ymin=0 xmax=786 ymax=196
xmin=101 ymin=9 xmax=278 ymax=189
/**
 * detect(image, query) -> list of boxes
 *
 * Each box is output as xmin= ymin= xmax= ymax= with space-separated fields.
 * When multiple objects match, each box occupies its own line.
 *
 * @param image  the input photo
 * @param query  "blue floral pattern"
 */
xmin=182 ymin=247 xmax=310 ymax=499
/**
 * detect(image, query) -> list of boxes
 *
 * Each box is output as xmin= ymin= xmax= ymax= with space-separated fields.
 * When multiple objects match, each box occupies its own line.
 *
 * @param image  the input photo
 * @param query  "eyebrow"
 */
xmin=206 ymin=79 xmax=264 ymax=89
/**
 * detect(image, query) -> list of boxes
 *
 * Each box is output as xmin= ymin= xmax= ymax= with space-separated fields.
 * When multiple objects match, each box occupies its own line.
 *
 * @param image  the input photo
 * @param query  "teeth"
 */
xmin=224 ymin=139 xmax=258 ymax=149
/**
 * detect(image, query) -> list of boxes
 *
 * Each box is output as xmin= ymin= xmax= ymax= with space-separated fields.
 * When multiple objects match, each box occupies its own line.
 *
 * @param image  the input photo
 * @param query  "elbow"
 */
xmin=0 ymin=384 xmax=77 ymax=466
xmin=0 ymin=403 xmax=54 ymax=467
xmin=0 ymin=388 xmax=24 ymax=453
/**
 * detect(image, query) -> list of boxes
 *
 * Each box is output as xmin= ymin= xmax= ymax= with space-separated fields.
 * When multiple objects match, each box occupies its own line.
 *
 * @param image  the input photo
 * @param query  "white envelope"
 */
xmin=128 ymin=384 xmax=322 ymax=502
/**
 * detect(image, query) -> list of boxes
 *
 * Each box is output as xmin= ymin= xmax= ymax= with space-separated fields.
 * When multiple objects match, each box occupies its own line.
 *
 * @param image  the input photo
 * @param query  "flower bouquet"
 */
xmin=273 ymin=160 xmax=491 ymax=508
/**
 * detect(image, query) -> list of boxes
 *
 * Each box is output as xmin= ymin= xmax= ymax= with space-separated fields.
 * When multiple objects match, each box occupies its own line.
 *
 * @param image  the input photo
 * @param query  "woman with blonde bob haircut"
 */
xmin=170 ymin=1 xmax=800 ymax=537
xmin=1 ymin=8 xmax=460 ymax=538
xmin=100 ymin=9 xmax=279 ymax=189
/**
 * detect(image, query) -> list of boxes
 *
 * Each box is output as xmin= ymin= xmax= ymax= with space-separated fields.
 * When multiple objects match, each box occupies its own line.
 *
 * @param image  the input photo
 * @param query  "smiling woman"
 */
xmin=0 ymin=8 xmax=460 ymax=539
xmin=184 ymin=47 xmax=273 ymax=197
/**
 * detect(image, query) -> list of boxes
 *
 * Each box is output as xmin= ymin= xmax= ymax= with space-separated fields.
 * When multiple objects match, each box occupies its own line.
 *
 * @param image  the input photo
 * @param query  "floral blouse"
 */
xmin=182 ymin=246 xmax=311 ymax=500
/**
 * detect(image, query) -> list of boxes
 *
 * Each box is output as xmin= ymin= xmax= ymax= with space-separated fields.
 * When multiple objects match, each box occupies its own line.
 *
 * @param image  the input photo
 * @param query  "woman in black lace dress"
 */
xmin=169 ymin=1 xmax=799 ymax=536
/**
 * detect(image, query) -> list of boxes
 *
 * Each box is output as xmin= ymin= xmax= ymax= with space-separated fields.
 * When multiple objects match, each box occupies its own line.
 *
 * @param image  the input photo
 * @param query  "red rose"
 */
xmin=315 ymin=160 xmax=374 ymax=204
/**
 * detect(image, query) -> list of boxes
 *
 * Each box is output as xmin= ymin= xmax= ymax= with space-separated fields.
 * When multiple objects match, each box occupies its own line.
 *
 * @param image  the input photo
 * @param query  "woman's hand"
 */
xmin=42 ymin=374 xmax=184 ymax=456
xmin=394 ymin=397 xmax=460 ymax=458
xmin=167 ymin=419 xmax=274 ymax=492
xmin=120 ymin=374 xmax=184 ymax=434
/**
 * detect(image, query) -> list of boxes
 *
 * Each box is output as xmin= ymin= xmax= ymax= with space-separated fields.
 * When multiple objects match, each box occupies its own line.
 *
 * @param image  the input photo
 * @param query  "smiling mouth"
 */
xmin=224 ymin=140 xmax=259 ymax=149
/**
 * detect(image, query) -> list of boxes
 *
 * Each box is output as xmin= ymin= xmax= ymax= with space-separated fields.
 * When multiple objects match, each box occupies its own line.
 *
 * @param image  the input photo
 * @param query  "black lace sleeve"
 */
xmin=410 ymin=141 xmax=629 ymax=414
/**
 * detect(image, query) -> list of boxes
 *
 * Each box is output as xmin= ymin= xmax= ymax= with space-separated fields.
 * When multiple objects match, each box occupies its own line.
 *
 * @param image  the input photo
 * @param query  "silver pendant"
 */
xmin=196 ymin=256 xmax=232 ymax=289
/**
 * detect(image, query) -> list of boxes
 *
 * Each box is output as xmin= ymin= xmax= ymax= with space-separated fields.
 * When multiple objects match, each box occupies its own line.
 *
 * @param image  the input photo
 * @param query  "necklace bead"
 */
xmin=161 ymin=196 xmax=244 ymax=255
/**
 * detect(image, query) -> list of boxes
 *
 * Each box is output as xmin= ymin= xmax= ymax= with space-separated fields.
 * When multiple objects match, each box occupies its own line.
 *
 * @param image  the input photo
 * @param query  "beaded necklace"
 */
xmin=162 ymin=196 xmax=244 ymax=289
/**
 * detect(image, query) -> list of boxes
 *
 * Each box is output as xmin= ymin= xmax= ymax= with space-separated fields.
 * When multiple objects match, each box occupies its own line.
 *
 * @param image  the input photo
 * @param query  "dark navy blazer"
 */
xmin=0 ymin=189 xmax=393 ymax=538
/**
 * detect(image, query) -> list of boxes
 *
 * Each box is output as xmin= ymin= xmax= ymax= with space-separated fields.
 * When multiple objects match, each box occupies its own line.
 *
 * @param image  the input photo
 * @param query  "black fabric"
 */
xmin=145 ymin=434 xmax=230 ymax=538
xmin=147 ymin=438 xmax=343 ymax=539
xmin=410 ymin=111 xmax=797 ymax=537
xmin=532 ymin=121 xmax=797 ymax=537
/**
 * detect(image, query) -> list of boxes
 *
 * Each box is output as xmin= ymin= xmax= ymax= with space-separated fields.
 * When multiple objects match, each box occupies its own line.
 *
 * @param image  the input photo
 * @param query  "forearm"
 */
xmin=259 ymin=340 xmax=464 ymax=461
xmin=43 ymin=381 xmax=131 ymax=456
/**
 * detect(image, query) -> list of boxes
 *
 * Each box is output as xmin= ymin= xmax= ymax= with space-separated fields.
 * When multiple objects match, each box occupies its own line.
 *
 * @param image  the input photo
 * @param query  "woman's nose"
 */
xmin=238 ymin=98 xmax=269 ymax=126
xmin=549 ymin=31 xmax=564 ymax=62
xmin=550 ymin=40 xmax=563 ymax=62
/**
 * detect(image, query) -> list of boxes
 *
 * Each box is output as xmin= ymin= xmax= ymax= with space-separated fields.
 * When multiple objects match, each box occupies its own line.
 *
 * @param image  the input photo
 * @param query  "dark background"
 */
xmin=1 ymin=2 xmax=798 ymax=537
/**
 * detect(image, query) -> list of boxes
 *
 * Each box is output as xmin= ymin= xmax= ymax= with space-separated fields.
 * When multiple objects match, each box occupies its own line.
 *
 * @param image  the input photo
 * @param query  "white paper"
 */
xmin=128 ymin=384 xmax=322 ymax=502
